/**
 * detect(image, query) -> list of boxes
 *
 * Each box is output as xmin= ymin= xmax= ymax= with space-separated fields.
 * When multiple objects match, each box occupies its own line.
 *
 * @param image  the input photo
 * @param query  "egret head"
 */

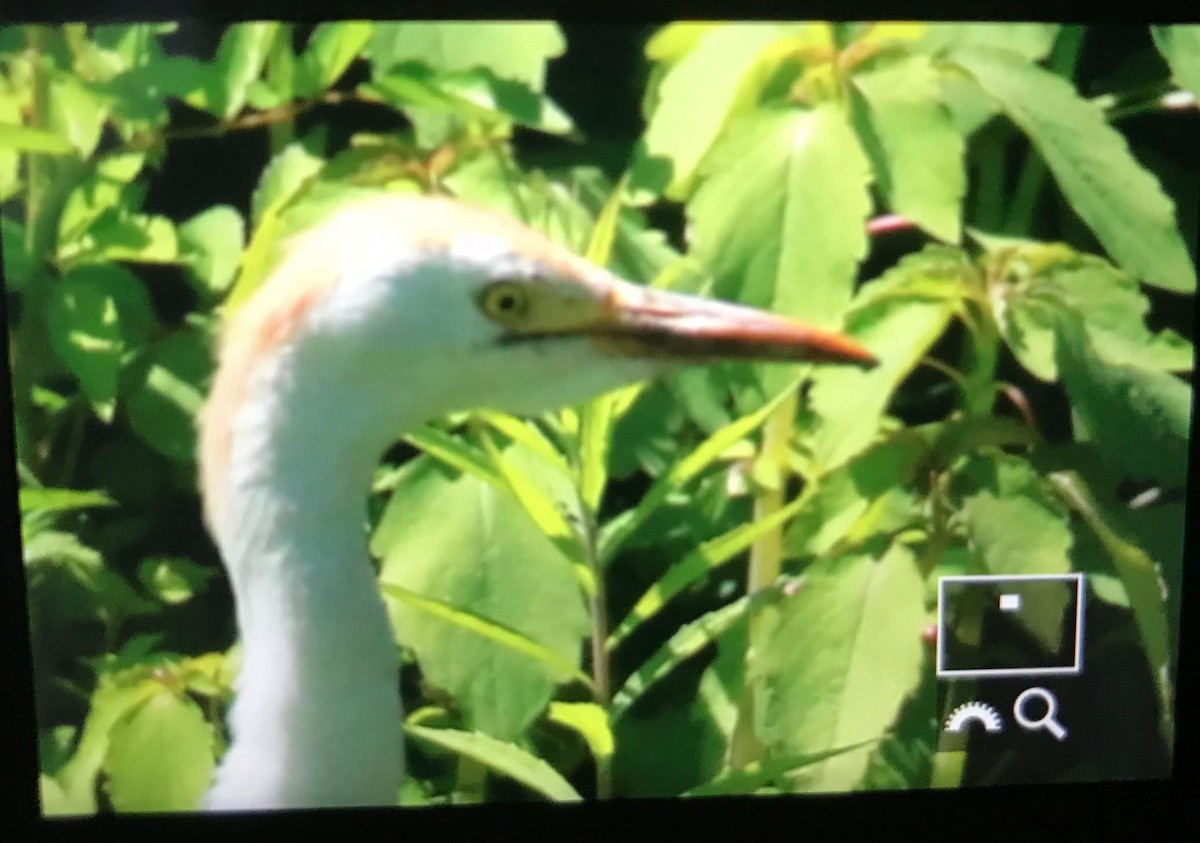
xmin=199 ymin=195 xmax=876 ymax=534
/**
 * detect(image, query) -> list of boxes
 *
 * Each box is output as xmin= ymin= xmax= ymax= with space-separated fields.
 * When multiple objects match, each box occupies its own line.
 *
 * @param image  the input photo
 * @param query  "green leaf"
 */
xmin=600 ymin=381 xmax=796 ymax=562
xmin=754 ymin=542 xmax=925 ymax=792
xmin=1 ymin=218 xmax=31 ymax=289
xmin=178 ymin=205 xmax=245 ymax=295
xmin=688 ymin=104 xmax=872 ymax=325
xmin=373 ymin=455 xmax=587 ymax=740
xmin=1151 ymin=25 xmax=1200 ymax=98
xmin=398 ymin=424 xmax=506 ymax=489
xmin=57 ymin=150 xmax=147 ymax=247
xmin=367 ymin=64 xmax=574 ymax=137
xmin=0 ymin=121 xmax=74 ymax=154
xmin=79 ymin=212 xmax=180 ymax=265
xmin=405 ymin=725 xmax=581 ymax=802
xmin=47 ymin=264 xmax=156 ymax=421
xmin=852 ymin=55 xmax=965 ymax=243
xmin=1053 ymin=315 xmax=1192 ymax=486
xmin=950 ymin=47 xmax=1197 ymax=293
xmin=138 ymin=557 xmax=217 ymax=605
xmin=920 ymin=23 xmax=1061 ymax=61
xmin=608 ymin=489 xmax=808 ymax=650
xmin=124 ymin=328 xmax=212 ymax=462
xmin=546 ymin=702 xmax=613 ymax=762
xmin=380 ymin=581 xmax=592 ymax=689
xmin=784 ymin=432 xmax=926 ymax=557
xmin=958 ymin=455 xmax=1074 ymax=651
xmin=47 ymin=677 xmax=160 ymax=816
xmin=103 ymin=691 xmax=215 ymax=812
xmin=1047 ymin=470 xmax=1174 ymax=744
xmin=298 ymin=22 xmax=374 ymax=96
xmin=228 ymin=142 xmax=326 ymax=309
xmin=47 ymin=71 xmax=108 ymax=157
xmin=187 ymin=22 xmax=278 ymax=119
xmin=613 ymin=588 xmax=775 ymax=720
xmin=368 ymin=22 xmax=564 ymax=92
xmin=629 ymin=24 xmax=786 ymax=202
xmin=20 ymin=487 xmax=115 ymax=514
xmin=806 ymin=296 xmax=956 ymax=472
xmin=684 ymin=741 xmax=879 ymax=796
xmin=250 ymin=141 xmax=325 ymax=227
xmin=1000 ymin=254 xmax=1194 ymax=380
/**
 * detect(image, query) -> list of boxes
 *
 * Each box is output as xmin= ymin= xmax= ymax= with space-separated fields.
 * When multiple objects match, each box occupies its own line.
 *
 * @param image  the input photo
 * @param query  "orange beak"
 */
xmin=594 ymin=282 xmax=877 ymax=368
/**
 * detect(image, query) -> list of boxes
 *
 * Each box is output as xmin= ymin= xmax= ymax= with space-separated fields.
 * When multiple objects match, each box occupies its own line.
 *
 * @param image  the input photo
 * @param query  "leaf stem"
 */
xmin=578 ymin=503 xmax=613 ymax=799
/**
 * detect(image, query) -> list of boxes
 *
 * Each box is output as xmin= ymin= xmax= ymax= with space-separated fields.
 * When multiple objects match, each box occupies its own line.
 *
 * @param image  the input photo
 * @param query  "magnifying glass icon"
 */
xmin=1013 ymin=687 xmax=1067 ymax=741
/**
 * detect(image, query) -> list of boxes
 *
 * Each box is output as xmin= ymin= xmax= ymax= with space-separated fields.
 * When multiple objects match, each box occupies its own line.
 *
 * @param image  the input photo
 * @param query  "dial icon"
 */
xmin=945 ymin=701 xmax=1004 ymax=734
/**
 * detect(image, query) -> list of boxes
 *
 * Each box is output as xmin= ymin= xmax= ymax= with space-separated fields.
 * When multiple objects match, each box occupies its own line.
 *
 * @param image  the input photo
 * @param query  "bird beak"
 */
xmin=592 ymin=281 xmax=878 ymax=368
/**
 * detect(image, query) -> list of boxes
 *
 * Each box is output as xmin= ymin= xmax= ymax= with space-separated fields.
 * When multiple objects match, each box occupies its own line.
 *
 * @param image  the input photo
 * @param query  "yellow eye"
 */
xmin=479 ymin=281 xmax=530 ymax=322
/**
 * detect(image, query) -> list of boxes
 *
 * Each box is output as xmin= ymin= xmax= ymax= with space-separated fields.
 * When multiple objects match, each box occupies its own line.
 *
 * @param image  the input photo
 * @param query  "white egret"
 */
xmin=197 ymin=194 xmax=876 ymax=810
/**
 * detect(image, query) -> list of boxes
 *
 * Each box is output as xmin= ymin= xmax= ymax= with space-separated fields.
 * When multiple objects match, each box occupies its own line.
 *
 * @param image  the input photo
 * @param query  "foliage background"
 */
xmin=1 ymin=21 xmax=1195 ymax=812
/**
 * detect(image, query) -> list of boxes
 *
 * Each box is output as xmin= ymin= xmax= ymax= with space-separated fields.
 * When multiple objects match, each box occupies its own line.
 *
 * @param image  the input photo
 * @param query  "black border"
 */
xmin=1 ymin=3 xmax=1196 ymax=839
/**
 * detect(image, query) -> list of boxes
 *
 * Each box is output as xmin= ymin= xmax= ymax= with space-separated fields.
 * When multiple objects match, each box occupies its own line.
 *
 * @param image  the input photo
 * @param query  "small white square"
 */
xmin=999 ymin=593 xmax=1022 ymax=612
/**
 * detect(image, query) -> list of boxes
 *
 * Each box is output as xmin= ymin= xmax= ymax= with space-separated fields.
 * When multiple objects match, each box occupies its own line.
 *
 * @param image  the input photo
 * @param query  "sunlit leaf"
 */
xmin=373 ymin=455 xmax=587 ymax=740
xmin=630 ymin=24 xmax=785 ymax=202
xmin=0 ymin=121 xmax=74 ymax=154
xmin=104 ymin=691 xmax=215 ymax=812
xmin=951 ymin=47 xmax=1196 ymax=293
xmin=1151 ymin=25 xmax=1200 ymax=98
xmin=1054 ymin=315 xmax=1192 ymax=486
xmin=852 ymin=55 xmax=965 ymax=243
xmin=405 ymin=725 xmax=581 ymax=802
xmin=298 ymin=21 xmax=374 ymax=96
xmin=689 ymin=104 xmax=872 ymax=325
xmin=546 ymin=702 xmax=613 ymax=762
xmin=19 ymin=487 xmax=115 ymax=515
xmin=178 ymin=205 xmax=245 ymax=295
xmin=754 ymin=542 xmax=925 ymax=792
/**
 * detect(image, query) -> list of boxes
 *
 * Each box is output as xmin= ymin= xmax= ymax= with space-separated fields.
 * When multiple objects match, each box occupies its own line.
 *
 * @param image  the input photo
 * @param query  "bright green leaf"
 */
xmin=951 ymin=47 xmax=1197 ymax=293
xmin=20 ymin=488 xmax=115 ymax=514
xmin=299 ymin=22 xmax=374 ymax=96
xmin=405 ymin=725 xmax=581 ymax=802
xmin=178 ymin=205 xmax=245 ymax=295
xmin=853 ymin=55 xmax=965 ymax=243
xmin=1151 ymin=25 xmax=1200 ymax=98
xmin=104 ymin=692 xmax=215 ymax=812
xmin=630 ymin=24 xmax=785 ymax=202
xmin=373 ymin=455 xmax=587 ymax=740
xmin=368 ymin=22 xmax=564 ymax=92
xmin=754 ymin=543 xmax=925 ymax=792
xmin=138 ymin=557 xmax=217 ymax=605
xmin=546 ymin=702 xmax=613 ymax=762
xmin=0 ymin=121 xmax=74 ymax=154
xmin=689 ymin=104 xmax=872 ymax=325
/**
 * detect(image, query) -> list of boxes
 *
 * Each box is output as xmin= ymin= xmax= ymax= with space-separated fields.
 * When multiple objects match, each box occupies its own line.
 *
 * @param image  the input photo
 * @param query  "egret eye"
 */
xmin=479 ymin=281 xmax=530 ymax=321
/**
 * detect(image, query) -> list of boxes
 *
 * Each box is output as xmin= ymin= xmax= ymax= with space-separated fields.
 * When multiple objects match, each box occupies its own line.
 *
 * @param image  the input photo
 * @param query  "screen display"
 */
xmin=2 ymin=20 xmax=1192 ymax=814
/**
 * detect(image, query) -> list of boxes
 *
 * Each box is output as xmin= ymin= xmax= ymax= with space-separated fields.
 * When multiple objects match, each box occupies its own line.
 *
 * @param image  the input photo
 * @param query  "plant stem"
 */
xmin=729 ymin=388 xmax=798 ymax=769
xmin=579 ymin=504 xmax=613 ymax=799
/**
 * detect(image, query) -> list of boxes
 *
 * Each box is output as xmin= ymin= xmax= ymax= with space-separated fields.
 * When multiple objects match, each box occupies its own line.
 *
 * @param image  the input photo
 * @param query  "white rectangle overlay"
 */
xmin=936 ymin=573 xmax=1085 ymax=679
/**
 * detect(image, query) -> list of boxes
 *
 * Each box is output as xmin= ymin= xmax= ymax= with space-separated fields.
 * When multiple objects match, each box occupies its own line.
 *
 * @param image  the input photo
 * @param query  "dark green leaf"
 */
xmin=1054 ymin=315 xmax=1191 ymax=486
